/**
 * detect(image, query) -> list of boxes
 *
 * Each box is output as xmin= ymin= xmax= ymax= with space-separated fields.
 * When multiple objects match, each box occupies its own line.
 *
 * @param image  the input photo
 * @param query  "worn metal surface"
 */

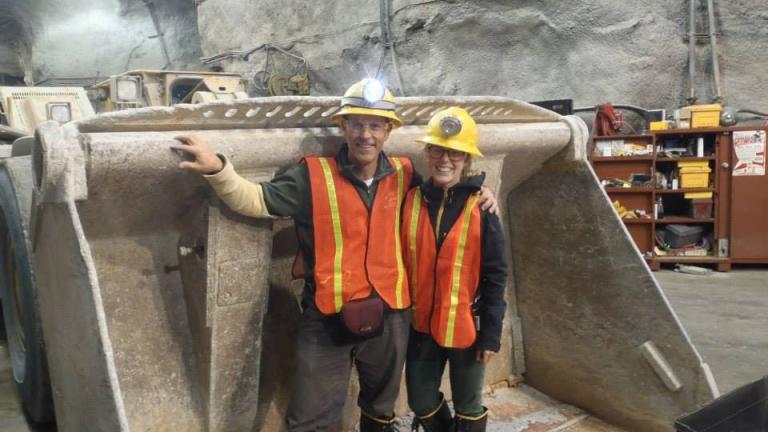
xmin=27 ymin=96 xmax=713 ymax=431
xmin=508 ymin=160 xmax=717 ymax=432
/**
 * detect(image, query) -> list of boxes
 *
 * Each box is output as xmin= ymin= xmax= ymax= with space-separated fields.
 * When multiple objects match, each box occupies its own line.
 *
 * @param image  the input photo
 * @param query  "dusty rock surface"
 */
xmin=0 ymin=0 xmax=766 ymax=117
xmin=197 ymin=0 xmax=768 ymax=116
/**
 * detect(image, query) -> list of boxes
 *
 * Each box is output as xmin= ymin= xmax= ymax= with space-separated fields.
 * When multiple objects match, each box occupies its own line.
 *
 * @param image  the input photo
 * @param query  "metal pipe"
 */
xmin=688 ymin=0 xmax=697 ymax=104
xmin=142 ymin=0 xmax=172 ymax=70
xmin=706 ymin=0 xmax=723 ymax=102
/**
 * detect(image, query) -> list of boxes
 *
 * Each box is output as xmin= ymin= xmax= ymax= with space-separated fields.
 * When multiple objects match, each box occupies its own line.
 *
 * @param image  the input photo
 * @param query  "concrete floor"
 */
xmin=0 ymin=267 xmax=765 ymax=431
xmin=655 ymin=266 xmax=768 ymax=394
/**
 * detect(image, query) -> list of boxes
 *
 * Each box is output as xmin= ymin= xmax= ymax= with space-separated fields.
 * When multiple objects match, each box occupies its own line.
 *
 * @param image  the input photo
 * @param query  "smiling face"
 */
xmin=426 ymin=145 xmax=469 ymax=189
xmin=340 ymin=114 xmax=393 ymax=174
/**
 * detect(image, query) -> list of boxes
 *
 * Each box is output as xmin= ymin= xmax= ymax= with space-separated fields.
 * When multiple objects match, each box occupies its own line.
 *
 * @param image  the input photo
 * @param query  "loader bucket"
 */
xmin=24 ymin=96 xmax=716 ymax=431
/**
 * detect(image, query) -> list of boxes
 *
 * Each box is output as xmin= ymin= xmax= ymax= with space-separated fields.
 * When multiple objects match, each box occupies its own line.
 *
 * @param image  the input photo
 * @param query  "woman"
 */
xmin=402 ymin=107 xmax=508 ymax=432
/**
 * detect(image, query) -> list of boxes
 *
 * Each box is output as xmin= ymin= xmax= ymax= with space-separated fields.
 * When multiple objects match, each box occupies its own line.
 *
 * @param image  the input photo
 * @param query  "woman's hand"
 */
xmin=476 ymin=350 xmax=495 ymax=364
xmin=477 ymin=187 xmax=499 ymax=214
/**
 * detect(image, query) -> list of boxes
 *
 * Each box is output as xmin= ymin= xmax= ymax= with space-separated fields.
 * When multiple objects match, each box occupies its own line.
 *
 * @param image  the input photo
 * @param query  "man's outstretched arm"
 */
xmin=172 ymin=134 xmax=271 ymax=217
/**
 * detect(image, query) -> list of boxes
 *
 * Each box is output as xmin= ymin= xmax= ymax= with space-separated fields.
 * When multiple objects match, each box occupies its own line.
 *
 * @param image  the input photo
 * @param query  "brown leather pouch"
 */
xmin=341 ymin=296 xmax=384 ymax=338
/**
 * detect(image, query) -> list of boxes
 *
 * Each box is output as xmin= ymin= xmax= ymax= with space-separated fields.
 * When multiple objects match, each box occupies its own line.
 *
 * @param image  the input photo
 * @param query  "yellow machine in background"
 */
xmin=0 ymin=86 xmax=95 ymax=136
xmin=88 ymin=69 xmax=249 ymax=111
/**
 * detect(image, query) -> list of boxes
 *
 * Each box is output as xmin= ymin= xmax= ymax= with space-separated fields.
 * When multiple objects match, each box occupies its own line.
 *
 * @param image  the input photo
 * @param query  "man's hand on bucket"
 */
xmin=172 ymin=134 xmax=224 ymax=175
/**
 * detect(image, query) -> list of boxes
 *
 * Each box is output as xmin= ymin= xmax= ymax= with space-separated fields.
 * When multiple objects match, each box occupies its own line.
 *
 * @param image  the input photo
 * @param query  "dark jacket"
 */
xmin=416 ymin=174 xmax=508 ymax=352
xmin=260 ymin=144 xmax=422 ymax=309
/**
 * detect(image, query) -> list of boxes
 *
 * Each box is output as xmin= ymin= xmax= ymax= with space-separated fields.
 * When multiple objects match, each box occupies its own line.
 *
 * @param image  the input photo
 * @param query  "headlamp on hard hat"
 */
xmin=332 ymin=79 xmax=402 ymax=127
xmin=439 ymin=115 xmax=463 ymax=137
xmin=340 ymin=78 xmax=396 ymax=110
xmin=362 ymin=79 xmax=385 ymax=104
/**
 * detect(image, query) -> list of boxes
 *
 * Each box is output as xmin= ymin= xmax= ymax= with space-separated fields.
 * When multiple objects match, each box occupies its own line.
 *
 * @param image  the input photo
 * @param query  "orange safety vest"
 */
xmin=306 ymin=156 xmax=413 ymax=315
xmin=402 ymin=188 xmax=482 ymax=348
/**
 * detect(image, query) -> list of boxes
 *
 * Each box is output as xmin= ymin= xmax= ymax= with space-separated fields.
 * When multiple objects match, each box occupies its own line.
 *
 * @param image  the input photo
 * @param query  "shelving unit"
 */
xmin=590 ymin=130 xmax=729 ymax=271
xmin=592 ymin=126 xmax=768 ymax=271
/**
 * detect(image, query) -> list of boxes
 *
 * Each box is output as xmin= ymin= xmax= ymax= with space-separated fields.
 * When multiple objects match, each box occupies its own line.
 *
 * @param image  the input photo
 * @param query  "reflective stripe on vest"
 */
xmin=402 ymin=190 xmax=482 ymax=348
xmin=307 ymin=156 xmax=413 ymax=314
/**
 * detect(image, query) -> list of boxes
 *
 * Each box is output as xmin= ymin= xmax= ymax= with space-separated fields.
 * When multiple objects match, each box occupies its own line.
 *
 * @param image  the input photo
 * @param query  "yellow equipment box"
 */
xmin=687 ymin=104 xmax=722 ymax=128
xmin=677 ymin=161 xmax=710 ymax=170
xmin=684 ymin=191 xmax=713 ymax=199
xmin=679 ymin=165 xmax=711 ymax=188
xmin=650 ymin=120 xmax=671 ymax=130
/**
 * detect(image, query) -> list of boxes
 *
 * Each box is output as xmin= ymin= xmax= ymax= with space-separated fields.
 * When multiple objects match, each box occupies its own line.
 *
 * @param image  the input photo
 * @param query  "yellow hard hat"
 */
xmin=417 ymin=107 xmax=482 ymax=157
xmin=331 ymin=79 xmax=402 ymax=128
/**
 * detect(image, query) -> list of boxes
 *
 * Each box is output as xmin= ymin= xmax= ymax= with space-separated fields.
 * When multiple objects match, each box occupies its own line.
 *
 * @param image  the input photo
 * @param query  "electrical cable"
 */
xmin=390 ymin=0 xmax=448 ymax=17
xmin=390 ymin=42 xmax=406 ymax=96
xmin=201 ymin=21 xmax=379 ymax=64
xmin=737 ymin=109 xmax=768 ymax=118
xmin=377 ymin=0 xmax=406 ymax=95
xmin=199 ymin=0 xmax=433 ymax=96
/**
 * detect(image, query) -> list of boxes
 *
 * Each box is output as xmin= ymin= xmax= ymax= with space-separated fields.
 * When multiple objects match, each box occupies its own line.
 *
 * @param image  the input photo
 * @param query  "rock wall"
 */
xmin=197 ymin=0 xmax=768 ymax=114
xmin=0 ymin=0 xmax=203 ymax=84
xmin=1 ymin=0 xmax=765 ymax=113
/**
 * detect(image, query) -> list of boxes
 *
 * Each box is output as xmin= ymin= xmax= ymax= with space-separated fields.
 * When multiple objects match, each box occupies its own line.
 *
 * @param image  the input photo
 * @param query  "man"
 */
xmin=172 ymin=79 xmax=496 ymax=431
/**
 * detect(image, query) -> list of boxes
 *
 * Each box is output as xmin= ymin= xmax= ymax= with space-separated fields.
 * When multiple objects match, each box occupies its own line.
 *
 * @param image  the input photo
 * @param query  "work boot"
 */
xmin=361 ymin=411 xmax=400 ymax=432
xmin=453 ymin=407 xmax=488 ymax=432
xmin=411 ymin=397 xmax=452 ymax=432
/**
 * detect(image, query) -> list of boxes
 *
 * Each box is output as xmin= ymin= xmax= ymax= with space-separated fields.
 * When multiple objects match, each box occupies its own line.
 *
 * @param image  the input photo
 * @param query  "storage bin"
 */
xmin=689 ymin=104 xmax=722 ymax=128
xmin=665 ymin=224 xmax=704 ymax=248
xmin=675 ymin=376 xmax=768 ymax=432
xmin=684 ymin=191 xmax=713 ymax=199
xmin=678 ymin=161 xmax=710 ymax=170
xmin=680 ymin=165 xmax=711 ymax=188
xmin=689 ymin=199 xmax=713 ymax=219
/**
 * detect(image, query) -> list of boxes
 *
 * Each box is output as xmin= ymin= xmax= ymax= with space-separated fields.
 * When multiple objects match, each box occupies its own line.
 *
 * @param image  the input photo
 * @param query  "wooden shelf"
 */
xmin=648 ymin=256 xmax=732 ymax=272
xmin=623 ymin=218 xmax=653 ymax=224
xmin=593 ymin=156 xmax=654 ymax=162
xmin=655 ymin=188 xmax=714 ymax=194
xmin=604 ymin=187 xmax=654 ymax=193
xmin=656 ymin=217 xmax=714 ymax=223
xmin=593 ymin=134 xmax=652 ymax=140
xmin=655 ymin=156 xmax=716 ymax=162
xmin=653 ymin=127 xmax=728 ymax=135
xmin=588 ymin=127 xmax=764 ymax=272
xmin=652 ymin=256 xmax=727 ymax=263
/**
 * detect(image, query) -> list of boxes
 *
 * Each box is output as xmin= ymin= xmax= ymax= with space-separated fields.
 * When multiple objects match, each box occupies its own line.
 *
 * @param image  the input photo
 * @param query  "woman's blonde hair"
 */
xmin=461 ymin=156 xmax=477 ymax=181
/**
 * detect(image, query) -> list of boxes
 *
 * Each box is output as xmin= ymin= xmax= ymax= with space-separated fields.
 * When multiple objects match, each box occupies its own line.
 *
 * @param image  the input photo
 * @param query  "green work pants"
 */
xmin=405 ymin=329 xmax=486 ymax=417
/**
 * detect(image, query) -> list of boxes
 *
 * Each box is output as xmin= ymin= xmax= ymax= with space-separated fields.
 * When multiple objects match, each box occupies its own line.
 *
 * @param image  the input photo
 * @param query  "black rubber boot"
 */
xmin=361 ymin=411 xmax=400 ymax=432
xmin=411 ymin=397 xmax=452 ymax=432
xmin=453 ymin=407 xmax=488 ymax=432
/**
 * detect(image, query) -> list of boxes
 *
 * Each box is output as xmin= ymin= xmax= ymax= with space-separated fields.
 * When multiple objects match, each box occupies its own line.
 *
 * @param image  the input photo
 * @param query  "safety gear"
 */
xmin=453 ymin=408 xmax=488 ymax=432
xmin=361 ymin=412 xmax=401 ymax=432
xmin=402 ymin=188 xmax=482 ymax=348
xmin=306 ymin=156 xmax=413 ymax=315
xmin=411 ymin=396 xmax=452 ymax=432
xmin=417 ymin=107 xmax=482 ymax=157
xmin=331 ymin=79 xmax=402 ymax=128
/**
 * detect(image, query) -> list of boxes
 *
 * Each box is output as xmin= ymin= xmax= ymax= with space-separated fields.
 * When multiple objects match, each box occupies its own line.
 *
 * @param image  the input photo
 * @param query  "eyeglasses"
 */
xmin=345 ymin=120 xmax=389 ymax=134
xmin=426 ymin=145 xmax=467 ymax=162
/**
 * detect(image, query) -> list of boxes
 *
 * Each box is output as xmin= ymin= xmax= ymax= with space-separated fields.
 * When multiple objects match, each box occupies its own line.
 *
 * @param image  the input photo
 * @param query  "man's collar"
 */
xmin=336 ymin=144 xmax=395 ymax=184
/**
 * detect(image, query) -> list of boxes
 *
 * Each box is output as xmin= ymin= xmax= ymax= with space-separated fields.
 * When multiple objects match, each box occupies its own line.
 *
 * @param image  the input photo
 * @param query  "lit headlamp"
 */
xmin=362 ymin=79 xmax=385 ymax=104
xmin=439 ymin=115 xmax=463 ymax=137
xmin=340 ymin=78 xmax=396 ymax=110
